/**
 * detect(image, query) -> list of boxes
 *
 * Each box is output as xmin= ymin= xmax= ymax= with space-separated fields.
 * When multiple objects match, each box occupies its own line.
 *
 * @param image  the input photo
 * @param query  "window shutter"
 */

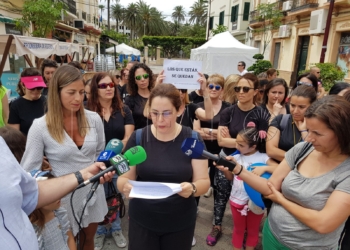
xmin=235 ymin=5 xmax=239 ymax=22
xmin=231 ymin=6 xmax=235 ymax=22
xmin=243 ymin=3 xmax=250 ymax=21
xmin=209 ymin=16 xmax=214 ymax=29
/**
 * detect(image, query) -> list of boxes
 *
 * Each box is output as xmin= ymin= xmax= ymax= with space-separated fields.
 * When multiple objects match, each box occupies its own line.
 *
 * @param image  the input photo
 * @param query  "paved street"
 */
xmin=99 ymin=194 xmax=265 ymax=250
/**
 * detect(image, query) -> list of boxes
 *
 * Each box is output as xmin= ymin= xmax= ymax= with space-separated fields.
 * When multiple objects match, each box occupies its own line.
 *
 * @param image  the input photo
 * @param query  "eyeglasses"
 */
xmin=296 ymin=81 xmax=313 ymax=87
xmin=178 ymin=89 xmax=187 ymax=93
xmin=316 ymin=72 xmax=320 ymax=74
xmin=149 ymin=111 xmax=173 ymax=119
xmin=135 ymin=73 xmax=149 ymax=80
xmin=208 ymin=84 xmax=221 ymax=91
xmin=234 ymin=86 xmax=254 ymax=93
xmin=97 ymin=82 xmax=115 ymax=89
xmin=238 ymin=64 xmax=243 ymax=66
xmin=27 ymin=87 xmax=44 ymax=91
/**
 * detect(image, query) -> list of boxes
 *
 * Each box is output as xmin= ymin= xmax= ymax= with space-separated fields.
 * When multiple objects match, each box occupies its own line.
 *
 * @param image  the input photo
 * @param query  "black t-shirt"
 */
xmin=219 ymin=104 xmax=260 ymax=155
xmin=259 ymin=103 xmax=290 ymax=122
xmin=103 ymin=105 xmax=134 ymax=143
xmin=176 ymin=103 xmax=199 ymax=129
xmin=270 ymin=114 xmax=302 ymax=152
xmin=199 ymin=101 xmax=231 ymax=154
xmin=189 ymin=91 xmax=204 ymax=104
xmin=8 ymin=96 xmax=46 ymax=135
xmin=125 ymin=94 xmax=152 ymax=130
xmin=125 ymin=125 xmax=206 ymax=233
xmin=117 ymin=84 xmax=129 ymax=103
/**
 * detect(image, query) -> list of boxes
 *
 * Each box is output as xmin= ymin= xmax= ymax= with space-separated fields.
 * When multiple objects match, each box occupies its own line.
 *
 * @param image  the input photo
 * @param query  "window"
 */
xmin=219 ymin=11 xmax=224 ymax=25
xmin=243 ymin=3 xmax=250 ymax=21
xmin=209 ymin=16 xmax=214 ymax=29
xmin=231 ymin=5 xmax=239 ymax=22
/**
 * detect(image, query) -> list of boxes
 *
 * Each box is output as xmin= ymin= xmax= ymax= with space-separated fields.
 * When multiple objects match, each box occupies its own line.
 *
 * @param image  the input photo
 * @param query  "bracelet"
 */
xmin=235 ymin=165 xmax=244 ymax=175
xmin=190 ymin=183 xmax=197 ymax=196
xmin=74 ymin=171 xmax=84 ymax=185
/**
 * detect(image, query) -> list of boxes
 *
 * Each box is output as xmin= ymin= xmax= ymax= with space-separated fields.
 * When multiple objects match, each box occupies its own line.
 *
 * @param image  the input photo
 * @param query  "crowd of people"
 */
xmin=0 ymin=58 xmax=350 ymax=250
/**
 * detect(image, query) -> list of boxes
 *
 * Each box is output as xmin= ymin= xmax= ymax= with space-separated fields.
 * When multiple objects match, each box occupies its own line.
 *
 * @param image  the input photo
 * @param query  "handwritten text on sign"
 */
xmin=163 ymin=59 xmax=202 ymax=89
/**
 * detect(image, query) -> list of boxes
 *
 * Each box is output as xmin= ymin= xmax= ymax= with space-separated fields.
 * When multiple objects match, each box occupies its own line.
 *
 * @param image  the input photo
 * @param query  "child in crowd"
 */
xmin=219 ymin=125 xmax=277 ymax=250
xmin=29 ymin=170 xmax=76 ymax=250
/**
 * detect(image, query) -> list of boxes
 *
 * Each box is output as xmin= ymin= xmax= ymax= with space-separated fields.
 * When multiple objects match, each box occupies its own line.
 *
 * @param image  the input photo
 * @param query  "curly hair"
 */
xmin=87 ymin=72 xmax=125 ymax=117
xmin=127 ymin=63 xmax=154 ymax=96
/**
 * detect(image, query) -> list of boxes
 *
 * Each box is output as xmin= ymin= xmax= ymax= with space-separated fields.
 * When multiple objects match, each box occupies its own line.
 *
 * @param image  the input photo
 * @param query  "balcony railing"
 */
xmin=290 ymin=0 xmax=318 ymax=12
xmin=87 ymin=14 xmax=91 ymax=23
xmin=82 ymin=11 xmax=87 ymax=21
xmin=271 ymin=0 xmax=285 ymax=11
xmin=59 ymin=0 xmax=77 ymax=16
xmin=249 ymin=10 xmax=261 ymax=24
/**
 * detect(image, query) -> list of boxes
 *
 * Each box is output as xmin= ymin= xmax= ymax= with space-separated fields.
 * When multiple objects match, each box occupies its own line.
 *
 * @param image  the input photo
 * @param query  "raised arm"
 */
xmin=195 ymin=72 xmax=213 ymax=120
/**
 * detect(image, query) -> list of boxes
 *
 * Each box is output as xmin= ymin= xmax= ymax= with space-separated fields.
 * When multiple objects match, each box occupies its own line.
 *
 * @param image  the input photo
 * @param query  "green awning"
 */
xmin=0 ymin=14 xmax=15 ymax=24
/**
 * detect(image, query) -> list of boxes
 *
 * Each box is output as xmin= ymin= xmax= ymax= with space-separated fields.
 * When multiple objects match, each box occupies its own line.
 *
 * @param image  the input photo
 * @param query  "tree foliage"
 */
xmin=172 ymin=6 xmax=186 ymax=23
xmin=211 ymin=25 xmax=228 ymax=36
xmin=15 ymin=0 xmax=66 ymax=38
xmin=247 ymin=54 xmax=272 ymax=75
xmin=253 ymin=3 xmax=283 ymax=55
xmin=189 ymin=0 xmax=208 ymax=26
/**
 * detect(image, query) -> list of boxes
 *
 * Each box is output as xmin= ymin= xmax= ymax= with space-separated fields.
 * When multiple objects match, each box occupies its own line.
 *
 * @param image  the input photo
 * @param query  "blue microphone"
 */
xmin=181 ymin=138 xmax=237 ymax=172
xmin=97 ymin=139 xmax=124 ymax=164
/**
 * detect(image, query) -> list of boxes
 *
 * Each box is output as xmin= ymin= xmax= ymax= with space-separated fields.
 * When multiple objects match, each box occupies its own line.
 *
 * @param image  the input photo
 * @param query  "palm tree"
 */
xmin=137 ymin=1 xmax=168 ymax=36
xmin=172 ymin=5 xmax=186 ymax=24
xmin=124 ymin=3 xmax=138 ymax=39
xmin=189 ymin=0 xmax=208 ymax=26
xmin=98 ymin=4 xmax=105 ymax=24
xmin=105 ymin=0 xmax=119 ymax=30
xmin=111 ymin=3 xmax=124 ymax=33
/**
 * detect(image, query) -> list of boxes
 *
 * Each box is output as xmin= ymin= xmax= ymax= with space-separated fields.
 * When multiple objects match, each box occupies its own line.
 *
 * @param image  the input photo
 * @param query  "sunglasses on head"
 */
xmin=27 ymin=87 xmax=44 ymax=91
xmin=135 ymin=73 xmax=149 ymax=80
xmin=178 ymin=89 xmax=187 ymax=93
xmin=297 ymin=81 xmax=313 ymax=87
xmin=97 ymin=82 xmax=115 ymax=89
xmin=234 ymin=86 xmax=254 ymax=93
xmin=208 ymin=84 xmax=221 ymax=90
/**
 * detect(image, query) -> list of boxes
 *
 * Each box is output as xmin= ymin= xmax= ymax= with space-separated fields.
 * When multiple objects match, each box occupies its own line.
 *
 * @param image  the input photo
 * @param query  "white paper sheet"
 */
xmin=128 ymin=180 xmax=182 ymax=199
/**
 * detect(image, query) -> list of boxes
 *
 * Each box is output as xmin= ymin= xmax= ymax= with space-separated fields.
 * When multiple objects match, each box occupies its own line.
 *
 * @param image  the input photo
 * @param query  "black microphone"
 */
xmin=181 ymin=138 xmax=237 ymax=172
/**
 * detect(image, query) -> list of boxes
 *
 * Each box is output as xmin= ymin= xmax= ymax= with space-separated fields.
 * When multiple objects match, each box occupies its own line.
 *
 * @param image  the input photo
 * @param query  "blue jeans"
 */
xmin=96 ymin=175 xmax=122 ymax=235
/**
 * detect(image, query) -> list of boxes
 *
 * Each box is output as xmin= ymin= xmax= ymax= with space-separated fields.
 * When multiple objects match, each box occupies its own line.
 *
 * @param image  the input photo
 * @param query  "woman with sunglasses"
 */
xmin=8 ymin=68 xmax=47 ymax=135
xmin=222 ymin=74 xmax=240 ymax=105
xmin=87 ymin=72 xmax=134 ymax=249
xmin=267 ymin=85 xmax=317 ymax=162
xmin=118 ymin=83 xmax=210 ymax=250
xmin=21 ymin=65 xmax=107 ymax=250
xmin=125 ymin=63 xmax=154 ymax=130
xmin=206 ymin=73 xmax=260 ymax=246
xmin=292 ymin=73 xmax=318 ymax=93
xmin=261 ymin=78 xmax=290 ymax=124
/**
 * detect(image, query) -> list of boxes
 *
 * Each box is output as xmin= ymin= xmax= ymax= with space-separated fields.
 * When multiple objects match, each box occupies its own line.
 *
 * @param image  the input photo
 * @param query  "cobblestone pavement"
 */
xmin=99 ymin=195 xmax=264 ymax=250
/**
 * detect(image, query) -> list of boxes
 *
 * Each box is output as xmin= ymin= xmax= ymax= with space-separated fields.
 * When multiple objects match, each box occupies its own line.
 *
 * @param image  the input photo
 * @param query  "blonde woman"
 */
xmin=21 ymin=65 xmax=106 ymax=250
xmin=222 ymin=74 xmax=240 ymax=104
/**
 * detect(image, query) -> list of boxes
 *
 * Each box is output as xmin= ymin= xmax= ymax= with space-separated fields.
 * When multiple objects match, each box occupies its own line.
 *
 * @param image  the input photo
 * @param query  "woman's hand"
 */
xmin=252 ymin=166 xmax=267 ymax=176
xmin=197 ymin=72 xmax=207 ymax=92
xmin=122 ymin=182 xmax=133 ymax=199
xmin=178 ymin=182 xmax=194 ymax=198
xmin=155 ymin=70 xmax=165 ymax=86
xmin=273 ymin=100 xmax=283 ymax=116
xmin=220 ymin=126 xmax=230 ymax=138
xmin=295 ymin=118 xmax=307 ymax=131
xmin=81 ymin=162 xmax=114 ymax=184
xmin=264 ymin=182 xmax=285 ymax=204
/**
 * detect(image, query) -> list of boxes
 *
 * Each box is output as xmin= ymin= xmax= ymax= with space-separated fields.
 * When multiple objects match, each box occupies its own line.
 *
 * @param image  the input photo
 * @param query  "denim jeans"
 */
xmin=96 ymin=175 xmax=122 ymax=235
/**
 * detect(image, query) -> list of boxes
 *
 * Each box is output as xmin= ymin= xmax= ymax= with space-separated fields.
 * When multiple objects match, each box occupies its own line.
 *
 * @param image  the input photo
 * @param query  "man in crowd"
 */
xmin=237 ymin=61 xmax=248 ymax=76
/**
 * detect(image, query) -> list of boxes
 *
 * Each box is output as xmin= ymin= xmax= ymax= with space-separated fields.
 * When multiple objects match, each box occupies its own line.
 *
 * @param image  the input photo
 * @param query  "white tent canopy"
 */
xmin=105 ymin=43 xmax=140 ymax=56
xmin=190 ymin=31 xmax=258 ymax=77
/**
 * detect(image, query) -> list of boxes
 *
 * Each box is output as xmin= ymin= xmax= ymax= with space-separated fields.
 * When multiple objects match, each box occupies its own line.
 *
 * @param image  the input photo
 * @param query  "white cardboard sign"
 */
xmin=163 ymin=59 xmax=202 ymax=89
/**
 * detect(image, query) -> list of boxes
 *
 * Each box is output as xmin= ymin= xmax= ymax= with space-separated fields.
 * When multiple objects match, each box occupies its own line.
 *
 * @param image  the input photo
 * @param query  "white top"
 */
xmin=0 ymin=136 xmax=39 ymax=250
xmin=239 ymin=69 xmax=248 ymax=76
xmin=21 ymin=110 xmax=107 ymax=235
xmin=230 ymin=151 xmax=269 ymax=206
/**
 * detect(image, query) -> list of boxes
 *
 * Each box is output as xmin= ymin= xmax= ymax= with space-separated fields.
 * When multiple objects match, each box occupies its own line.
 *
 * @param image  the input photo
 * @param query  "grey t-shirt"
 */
xmin=269 ymin=142 xmax=350 ymax=250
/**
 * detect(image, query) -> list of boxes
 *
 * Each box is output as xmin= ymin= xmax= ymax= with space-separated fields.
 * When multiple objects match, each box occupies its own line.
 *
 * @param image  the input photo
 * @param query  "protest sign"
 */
xmin=163 ymin=59 xmax=202 ymax=89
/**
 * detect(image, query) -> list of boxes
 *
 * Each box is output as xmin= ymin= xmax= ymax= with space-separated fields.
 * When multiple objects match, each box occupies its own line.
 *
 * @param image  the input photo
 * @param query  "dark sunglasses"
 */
xmin=238 ymin=64 xmax=243 ymax=66
xmin=135 ymin=73 xmax=149 ymax=80
xmin=296 ymin=81 xmax=313 ymax=87
xmin=234 ymin=86 xmax=254 ymax=93
xmin=97 ymin=82 xmax=115 ymax=89
xmin=208 ymin=84 xmax=221 ymax=90
xmin=27 ymin=87 xmax=44 ymax=91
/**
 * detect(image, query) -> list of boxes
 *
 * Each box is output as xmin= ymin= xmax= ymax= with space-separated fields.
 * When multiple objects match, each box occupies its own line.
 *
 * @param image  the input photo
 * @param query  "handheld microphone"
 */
xmin=78 ymin=145 xmax=147 ymax=188
xmin=97 ymin=139 xmax=124 ymax=163
xmin=181 ymin=138 xmax=236 ymax=172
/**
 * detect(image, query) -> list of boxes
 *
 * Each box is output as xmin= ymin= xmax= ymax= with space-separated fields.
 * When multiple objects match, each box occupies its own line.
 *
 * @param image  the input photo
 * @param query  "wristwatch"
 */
xmin=209 ymin=128 xmax=213 ymax=135
xmin=74 ymin=171 xmax=84 ymax=185
xmin=190 ymin=183 xmax=197 ymax=196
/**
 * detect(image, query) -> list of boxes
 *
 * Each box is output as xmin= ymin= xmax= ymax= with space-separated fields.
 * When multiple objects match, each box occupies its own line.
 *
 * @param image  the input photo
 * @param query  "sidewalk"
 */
xmin=100 ymin=194 xmax=264 ymax=250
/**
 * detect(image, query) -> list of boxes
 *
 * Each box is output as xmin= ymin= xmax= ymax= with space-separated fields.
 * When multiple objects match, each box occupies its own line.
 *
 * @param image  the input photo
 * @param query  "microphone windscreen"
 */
xmin=105 ymin=139 xmax=124 ymax=155
xmin=124 ymin=146 xmax=147 ymax=166
xmin=181 ymin=138 xmax=204 ymax=159
xmin=97 ymin=150 xmax=116 ymax=162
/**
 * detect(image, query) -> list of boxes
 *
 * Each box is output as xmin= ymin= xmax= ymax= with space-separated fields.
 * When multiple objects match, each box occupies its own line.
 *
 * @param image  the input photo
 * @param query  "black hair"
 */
xmin=329 ymin=82 xmax=350 ymax=95
xmin=292 ymin=73 xmax=318 ymax=93
xmin=238 ymin=127 xmax=266 ymax=153
xmin=238 ymin=61 xmax=246 ymax=69
xmin=262 ymin=78 xmax=289 ymax=106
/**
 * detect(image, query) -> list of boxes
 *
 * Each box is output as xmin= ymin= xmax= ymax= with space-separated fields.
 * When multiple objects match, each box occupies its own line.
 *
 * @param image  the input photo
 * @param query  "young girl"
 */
xmin=219 ymin=126 xmax=277 ymax=250
xmin=29 ymin=170 xmax=76 ymax=250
